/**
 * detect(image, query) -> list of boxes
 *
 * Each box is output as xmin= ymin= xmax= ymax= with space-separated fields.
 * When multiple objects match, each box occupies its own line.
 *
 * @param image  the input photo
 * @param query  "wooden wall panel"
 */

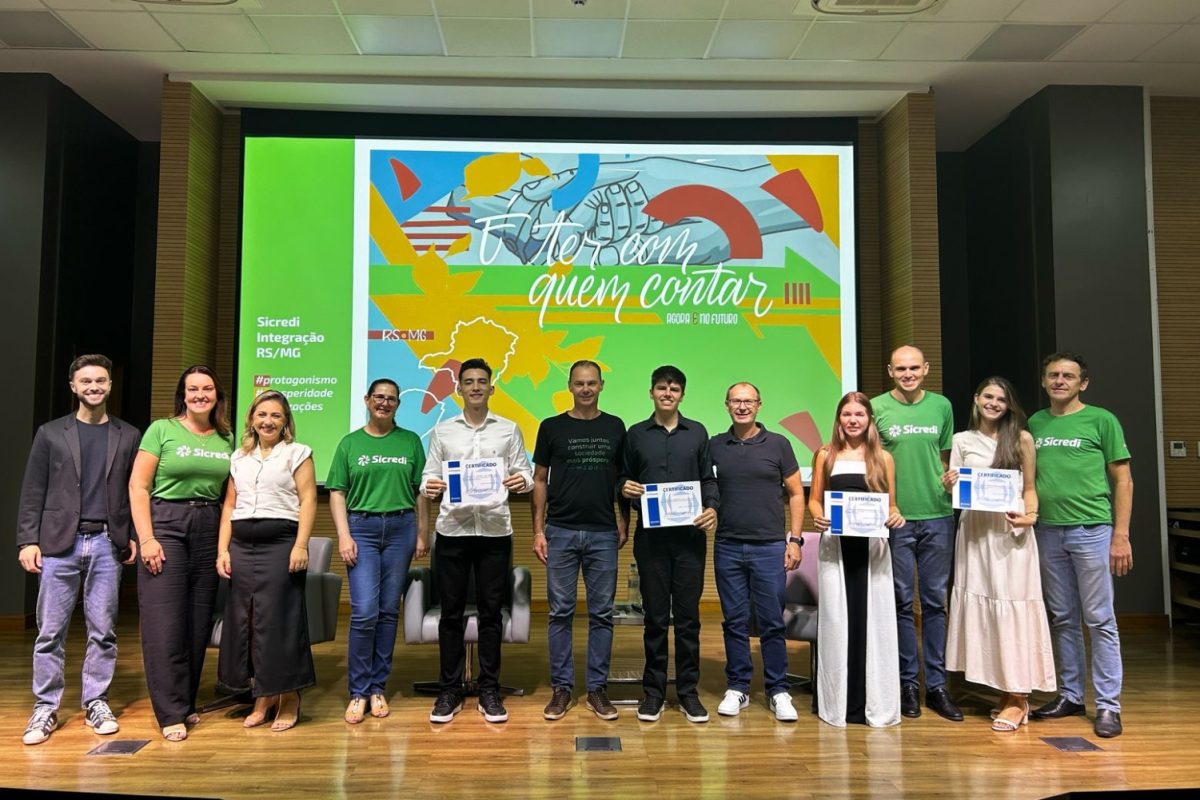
xmin=215 ymin=112 xmax=240 ymax=393
xmin=1151 ymin=96 xmax=1200 ymax=506
xmin=857 ymin=121 xmax=884 ymax=396
xmin=878 ymin=93 xmax=943 ymax=392
xmin=152 ymin=80 xmax=224 ymax=418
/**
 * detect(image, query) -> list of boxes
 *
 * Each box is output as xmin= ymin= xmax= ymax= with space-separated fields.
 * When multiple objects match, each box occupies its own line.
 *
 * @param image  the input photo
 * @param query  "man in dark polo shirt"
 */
xmin=532 ymin=360 xmax=629 ymax=721
xmin=16 ymin=354 xmax=140 ymax=745
xmin=619 ymin=364 xmax=718 ymax=724
xmin=710 ymin=381 xmax=805 ymax=722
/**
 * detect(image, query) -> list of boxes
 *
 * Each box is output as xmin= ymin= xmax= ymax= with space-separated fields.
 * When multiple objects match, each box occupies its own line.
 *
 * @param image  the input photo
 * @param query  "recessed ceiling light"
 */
xmin=808 ymin=0 xmax=942 ymax=15
xmin=131 ymin=0 xmax=239 ymax=6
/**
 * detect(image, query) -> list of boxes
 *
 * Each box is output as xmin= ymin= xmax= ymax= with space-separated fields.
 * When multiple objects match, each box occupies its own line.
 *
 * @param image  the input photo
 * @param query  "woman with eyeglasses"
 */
xmin=326 ymin=379 xmax=428 ymax=724
xmin=129 ymin=365 xmax=234 ymax=742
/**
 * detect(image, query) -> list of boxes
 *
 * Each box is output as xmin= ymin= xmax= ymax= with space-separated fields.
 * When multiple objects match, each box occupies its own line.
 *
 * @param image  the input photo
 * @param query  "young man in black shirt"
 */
xmin=16 ymin=355 xmax=141 ymax=745
xmin=620 ymin=365 xmax=719 ymax=723
xmin=532 ymin=360 xmax=629 ymax=721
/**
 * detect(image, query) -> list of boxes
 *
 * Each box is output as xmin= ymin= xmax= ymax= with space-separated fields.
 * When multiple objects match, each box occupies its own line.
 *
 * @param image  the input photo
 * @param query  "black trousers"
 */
xmin=634 ymin=525 xmax=706 ymax=700
xmin=435 ymin=533 xmax=511 ymax=694
xmin=217 ymin=518 xmax=315 ymax=697
xmin=138 ymin=499 xmax=220 ymax=727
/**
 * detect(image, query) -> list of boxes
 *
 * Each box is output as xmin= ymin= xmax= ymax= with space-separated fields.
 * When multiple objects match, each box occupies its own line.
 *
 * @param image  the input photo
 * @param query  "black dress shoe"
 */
xmin=1094 ymin=709 xmax=1122 ymax=738
xmin=1030 ymin=696 xmax=1086 ymax=720
xmin=901 ymin=684 xmax=921 ymax=718
xmin=925 ymin=687 xmax=964 ymax=721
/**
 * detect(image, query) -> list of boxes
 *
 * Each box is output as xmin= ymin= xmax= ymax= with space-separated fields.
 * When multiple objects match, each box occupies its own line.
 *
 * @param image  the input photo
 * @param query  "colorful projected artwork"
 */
xmin=239 ymin=138 xmax=856 ymax=481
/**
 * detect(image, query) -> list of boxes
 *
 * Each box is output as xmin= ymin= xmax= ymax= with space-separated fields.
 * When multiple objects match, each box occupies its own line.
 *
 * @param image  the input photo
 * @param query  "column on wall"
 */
xmin=152 ymin=80 xmax=224 ymax=418
xmin=877 ymin=93 xmax=942 ymax=392
xmin=856 ymin=120 xmax=883 ymax=396
xmin=1151 ymin=96 xmax=1200 ymax=507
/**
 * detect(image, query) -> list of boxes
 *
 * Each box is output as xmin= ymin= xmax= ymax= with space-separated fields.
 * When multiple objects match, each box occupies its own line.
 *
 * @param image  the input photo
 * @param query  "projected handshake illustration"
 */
xmin=447 ymin=156 xmax=815 ymax=267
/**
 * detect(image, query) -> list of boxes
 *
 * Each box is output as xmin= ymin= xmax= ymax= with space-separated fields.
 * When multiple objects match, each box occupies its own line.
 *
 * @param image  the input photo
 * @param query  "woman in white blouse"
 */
xmin=215 ymin=391 xmax=317 ymax=732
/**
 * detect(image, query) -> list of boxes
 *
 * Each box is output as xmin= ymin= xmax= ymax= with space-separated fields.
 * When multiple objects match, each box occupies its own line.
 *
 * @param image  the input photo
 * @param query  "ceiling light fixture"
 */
xmin=809 ymin=0 xmax=942 ymax=15
xmin=132 ymin=0 xmax=238 ymax=6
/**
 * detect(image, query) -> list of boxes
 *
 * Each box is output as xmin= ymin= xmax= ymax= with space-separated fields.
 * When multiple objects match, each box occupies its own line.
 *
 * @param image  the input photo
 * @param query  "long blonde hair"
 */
xmin=240 ymin=391 xmax=296 ymax=453
xmin=823 ymin=391 xmax=888 ymax=493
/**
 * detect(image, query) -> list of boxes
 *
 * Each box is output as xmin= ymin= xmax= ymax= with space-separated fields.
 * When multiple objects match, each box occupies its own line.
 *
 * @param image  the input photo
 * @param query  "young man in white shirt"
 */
xmin=421 ymin=358 xmax=533 ymax=724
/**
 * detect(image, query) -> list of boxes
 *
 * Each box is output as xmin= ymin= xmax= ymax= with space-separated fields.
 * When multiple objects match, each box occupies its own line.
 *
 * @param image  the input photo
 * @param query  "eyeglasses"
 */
xmin=726 ymin=399 xmax=760 ymax=408
xmin=369 ymin=394 xmax=399 ymax=405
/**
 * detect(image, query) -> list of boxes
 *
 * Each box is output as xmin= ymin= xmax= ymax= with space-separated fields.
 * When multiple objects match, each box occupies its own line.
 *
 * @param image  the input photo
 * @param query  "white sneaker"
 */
xmin=23 ymin=707 xmax=57 ymax=745
xmin=717 ymin=689 xmax=750 ymax=716
xmin=85 ymin=699 xmax=119 ymax=735
xmin=770 ymin=691 xmax=799 ymax=722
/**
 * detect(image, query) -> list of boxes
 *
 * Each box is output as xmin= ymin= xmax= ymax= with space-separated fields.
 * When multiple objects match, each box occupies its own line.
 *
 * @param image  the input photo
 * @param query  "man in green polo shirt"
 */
xmin=872 ymin=345 xmax=962 ymax=721
xmin=1028 ymin=351 xmax=1132 ymax=739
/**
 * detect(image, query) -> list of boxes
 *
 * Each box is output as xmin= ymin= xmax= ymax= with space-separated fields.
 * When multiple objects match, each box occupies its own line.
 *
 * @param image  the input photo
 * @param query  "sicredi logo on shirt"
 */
xmin=174 ymin=445 xmax=230 ymax=460
xmin=356 ymin=454 xmax=410 ymax=467
xmin=1034 ymin=437 xmax=1083 ymax=449
xmin=887 ymin=424 xmax=940 ymax=438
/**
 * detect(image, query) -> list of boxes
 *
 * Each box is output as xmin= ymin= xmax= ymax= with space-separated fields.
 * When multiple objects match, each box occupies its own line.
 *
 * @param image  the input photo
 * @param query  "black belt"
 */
xmin=78 ymin=522 xmax=107 ymax=534
xmin=155 ymin=498 xmax=219 ymax=507
xmin=351 ymin=509 xmax=413 ymax=518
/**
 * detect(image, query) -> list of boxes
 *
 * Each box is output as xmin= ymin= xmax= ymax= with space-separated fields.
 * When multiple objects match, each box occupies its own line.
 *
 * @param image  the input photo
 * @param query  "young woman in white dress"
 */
xmin=809 ymin=392 xmax=905 ymax=727
xmin=943 ymin=377 xmax=1055 ymax=732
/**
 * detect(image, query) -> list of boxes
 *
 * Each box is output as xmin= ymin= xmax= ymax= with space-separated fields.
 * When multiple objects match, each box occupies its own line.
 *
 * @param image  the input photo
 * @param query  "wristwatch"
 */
xmin=787 ymin=535 xmax=804 ymax=548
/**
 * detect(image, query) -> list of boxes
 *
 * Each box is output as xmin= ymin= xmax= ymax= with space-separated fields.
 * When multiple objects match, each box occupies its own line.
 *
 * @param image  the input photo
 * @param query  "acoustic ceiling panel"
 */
xmin=0 ymin=10 xmax=89 ymax=48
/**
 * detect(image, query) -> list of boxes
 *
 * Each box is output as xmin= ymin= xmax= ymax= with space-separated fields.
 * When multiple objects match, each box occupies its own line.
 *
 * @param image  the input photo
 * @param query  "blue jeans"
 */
xmin=1035 ymin=523 xmax=1123 ymax=712
xmin=890 ymin=515 xmax=954 ymax=690
xmin=545 ymin=524 xmax=618 ymax=692
xmin=714 ymin=538 xmax=789 ymax=697
xmin=346 ymin=511 xmax=416 ymax=699
xmin=33 ymin=531 xmax=123 ymax=710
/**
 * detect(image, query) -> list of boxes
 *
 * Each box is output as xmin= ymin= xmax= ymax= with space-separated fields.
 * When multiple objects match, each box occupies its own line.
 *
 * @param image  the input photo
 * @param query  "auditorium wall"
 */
xmin=938 ymin=85 xmax=1165 ymax=616
xmin=0 ymin=74 xmax=149 ymax=625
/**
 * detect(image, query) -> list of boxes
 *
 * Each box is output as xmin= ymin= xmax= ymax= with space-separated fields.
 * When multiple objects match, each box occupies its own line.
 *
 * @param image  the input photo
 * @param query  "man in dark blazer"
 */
xmin=16 ymin=354 xmax=140 ymax=745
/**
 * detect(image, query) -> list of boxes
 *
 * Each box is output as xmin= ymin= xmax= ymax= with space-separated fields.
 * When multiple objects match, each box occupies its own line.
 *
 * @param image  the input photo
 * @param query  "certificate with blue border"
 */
xmin=825 ymin=490 xmax=889 ymax=537
xmin=640 ymin=481 xmax=702 ymax=529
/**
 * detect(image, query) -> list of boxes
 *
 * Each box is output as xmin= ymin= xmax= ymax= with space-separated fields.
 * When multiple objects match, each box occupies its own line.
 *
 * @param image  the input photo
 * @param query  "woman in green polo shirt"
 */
xmin=129 ymin=365 xmax=234 ymax=742
xmin=327 ymin=378 xmax=427 ymax=725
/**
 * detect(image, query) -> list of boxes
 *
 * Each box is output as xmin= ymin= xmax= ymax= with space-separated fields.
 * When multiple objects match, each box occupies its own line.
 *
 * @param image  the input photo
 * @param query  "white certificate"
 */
xmin=825 ymin=491 xmax=890 ymax=538
xmin=953 ymin=467 xmax=1022 ymax=512
xmin=444 ymin=458 xmax=507 ymax=506
xmin=640 ymin=481 xmax=702 ymax=529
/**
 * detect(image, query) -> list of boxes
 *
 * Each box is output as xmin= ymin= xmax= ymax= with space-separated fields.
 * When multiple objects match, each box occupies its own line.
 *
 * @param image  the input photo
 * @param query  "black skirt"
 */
xmin=217 ymin=518 xmax=315 ymax=696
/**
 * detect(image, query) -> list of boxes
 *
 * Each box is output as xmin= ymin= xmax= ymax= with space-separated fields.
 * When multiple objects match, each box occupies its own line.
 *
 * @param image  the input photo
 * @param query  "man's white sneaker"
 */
xmin=770 ymin=691 xmax=799 ymax=722
xmin=23 ymin=707 xmax=57 ymax=745
xmin=85 ymin=699 xmax=119 ymax=735
xmin=717 ymin=689 xmax=750 ymax=717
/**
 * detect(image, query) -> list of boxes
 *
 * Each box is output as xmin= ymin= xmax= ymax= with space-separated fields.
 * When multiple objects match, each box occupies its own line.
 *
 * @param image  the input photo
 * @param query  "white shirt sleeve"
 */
xmin=507 ymin=421 xmax=534 ymax=493
xmin=419 ymin=424 xmax=442 ymax=492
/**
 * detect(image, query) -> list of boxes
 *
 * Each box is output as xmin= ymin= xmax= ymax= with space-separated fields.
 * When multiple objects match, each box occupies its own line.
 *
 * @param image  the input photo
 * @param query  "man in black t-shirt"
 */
xmin=533 ymin=360 xmax=628 ymax=721
xmin=710 ymin=382 xmax=805 ymax=723
xmin=16 ymin=355 xmax=140 ymax=745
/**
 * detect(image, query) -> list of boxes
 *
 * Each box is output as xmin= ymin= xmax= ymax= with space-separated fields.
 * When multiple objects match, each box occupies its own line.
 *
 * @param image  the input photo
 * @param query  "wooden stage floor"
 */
xmin=2 ymin=609 xmax=1200 ymax=799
